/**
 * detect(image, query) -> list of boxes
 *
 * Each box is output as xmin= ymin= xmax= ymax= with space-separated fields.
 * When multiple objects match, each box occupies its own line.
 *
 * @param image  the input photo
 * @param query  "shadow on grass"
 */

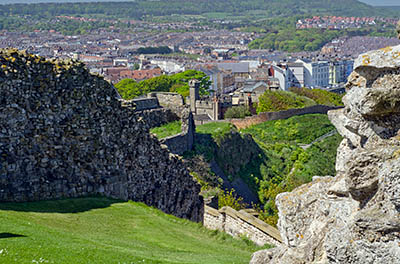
xmin=0 ymin=233 xmax=27 ymax=239
xmin=0 ymin=196 xmax=123 ymax=214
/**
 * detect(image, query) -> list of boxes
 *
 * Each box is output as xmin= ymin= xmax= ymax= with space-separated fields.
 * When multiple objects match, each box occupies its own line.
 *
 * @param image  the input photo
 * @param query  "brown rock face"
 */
xmin=0 ymin=49 xmax=203 ymax=222
xmin=251 ymin=44 xmax=400 ymax=263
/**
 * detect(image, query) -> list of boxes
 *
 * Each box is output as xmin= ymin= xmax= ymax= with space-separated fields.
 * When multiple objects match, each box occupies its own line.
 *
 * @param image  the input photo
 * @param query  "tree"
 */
xmin=224 ymin=106 xmax=251 ymax=119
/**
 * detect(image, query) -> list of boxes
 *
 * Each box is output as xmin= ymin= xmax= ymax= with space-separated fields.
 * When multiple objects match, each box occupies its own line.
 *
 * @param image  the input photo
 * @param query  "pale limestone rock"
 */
xmin=251 ymin=43 xmax=400 ymax=264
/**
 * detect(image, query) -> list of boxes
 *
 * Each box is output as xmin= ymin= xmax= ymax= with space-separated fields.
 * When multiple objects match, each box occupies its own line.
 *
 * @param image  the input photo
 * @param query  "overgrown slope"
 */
xmin=241 ymin=114 xmax=342 ymax=225
xmin=0 ymin=197 xmax=266 ymax=264
xmin=189 ymin=115 xmax=342 ymax=226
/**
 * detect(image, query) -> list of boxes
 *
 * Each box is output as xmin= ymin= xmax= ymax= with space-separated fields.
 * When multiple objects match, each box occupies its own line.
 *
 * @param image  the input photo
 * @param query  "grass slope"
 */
xmin=0 ymin=197 xmax=266 ymax=264
xmin=240 ymin=114 xmax=342 ymax=225
xmin=150 ymin=121 xmax=182 ymax=139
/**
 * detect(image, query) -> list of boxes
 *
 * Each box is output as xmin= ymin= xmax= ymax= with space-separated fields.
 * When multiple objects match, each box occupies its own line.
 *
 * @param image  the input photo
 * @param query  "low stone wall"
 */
xmin=229 ymin=105 xmax=343 ymax=129
xmin=136 ymin=108 xmax=180 ymax=130
xmin=204 ymin=205 xmax=282 ymax=247
xmin=132 ymin=97 xmax=159 ymax=111
xmin=148 ymin=92 xmax=184 ymax=107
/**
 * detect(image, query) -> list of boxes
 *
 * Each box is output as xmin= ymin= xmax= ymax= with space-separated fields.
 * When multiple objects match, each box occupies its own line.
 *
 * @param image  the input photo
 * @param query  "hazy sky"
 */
xmin=359 ymin=0 xmax=400 ymax=5
xmin=0 ymin=0 xmax=399 ymax=6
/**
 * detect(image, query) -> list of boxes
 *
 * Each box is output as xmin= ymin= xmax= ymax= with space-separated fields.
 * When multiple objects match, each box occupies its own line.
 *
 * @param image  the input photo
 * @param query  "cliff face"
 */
xmin=0 ymin=49 xmax=203 ymax=222
xmin=251 ymin=45 xmax=400 ymax=263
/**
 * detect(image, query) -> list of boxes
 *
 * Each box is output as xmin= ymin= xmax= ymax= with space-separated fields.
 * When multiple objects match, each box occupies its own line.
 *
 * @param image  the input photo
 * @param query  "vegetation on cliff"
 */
xmin=115 ymin=70 xmax=211 ymax=100
xmin=189 ymin=115 xmax=341 ymax=226
xmin=0 ymin=197 xmax=266 ymax=263
xmin=240 ymin=114 xmax=342 ymax=225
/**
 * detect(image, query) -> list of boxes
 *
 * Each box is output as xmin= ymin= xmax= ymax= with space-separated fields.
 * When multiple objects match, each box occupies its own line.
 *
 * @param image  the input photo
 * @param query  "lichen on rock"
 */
xmin=251 ymin=41 xmax=400 ymax=263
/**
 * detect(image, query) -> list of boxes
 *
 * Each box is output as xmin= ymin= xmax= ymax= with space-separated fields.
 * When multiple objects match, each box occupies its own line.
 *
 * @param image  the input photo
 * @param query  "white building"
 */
xmin=296 ymin=59 xmax=330 ymax=88
xmin=269 ymin=62 xmax=304 ymax=91
xmin=150 ymin=59 xmax=185 ymax=74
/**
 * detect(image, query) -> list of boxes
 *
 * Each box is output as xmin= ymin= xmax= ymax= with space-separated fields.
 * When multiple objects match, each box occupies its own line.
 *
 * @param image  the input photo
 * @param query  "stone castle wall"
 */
xmin=0 ymin=49 xmax=203 ymax=222
xmin=159 ymin=110 xmax=195 ymax=155
xmin=127 ymin=93 xmax=195 ymax=156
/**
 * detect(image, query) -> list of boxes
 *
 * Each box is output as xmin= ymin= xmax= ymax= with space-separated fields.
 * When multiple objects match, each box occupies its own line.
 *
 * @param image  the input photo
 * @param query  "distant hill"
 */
xmin=0 ymin=0 xmax=398 ymax=19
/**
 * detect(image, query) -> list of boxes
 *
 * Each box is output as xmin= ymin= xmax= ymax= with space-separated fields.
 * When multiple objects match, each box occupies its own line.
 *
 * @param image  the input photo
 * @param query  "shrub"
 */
xmin=218 ymin=189 xmax=248 ymax=211
xmin=256 ymin=90 xmax=316 ymax=113
xmin=224 ymin=106 xmax=251 ymax=119
xmin=289 ymin=87 xmax=344 ymax=106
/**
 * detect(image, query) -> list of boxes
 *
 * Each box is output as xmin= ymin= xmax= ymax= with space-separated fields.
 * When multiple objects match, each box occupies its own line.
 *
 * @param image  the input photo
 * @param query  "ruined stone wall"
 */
xmin=204 ymin=205 xmax=282 ymax=247
xmin=132 ymin=97 xmax=159 ymax=111
xmin=159 ymin=110 xmax=195 ymax=155
xmin=148 ymin=92 xmax=184 ymax=108
xmin=0 ymin=49 xmax=203 ymax=222
xmin=136 ymin=108 xmax=180 ymax=130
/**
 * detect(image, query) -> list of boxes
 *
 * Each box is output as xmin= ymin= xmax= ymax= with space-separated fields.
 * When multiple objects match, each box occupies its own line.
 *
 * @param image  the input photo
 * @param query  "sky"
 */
xmin=0 ymin=0 xmax=399 ymax=5
xmin=359 ymin=0 xmax=400 ymax=5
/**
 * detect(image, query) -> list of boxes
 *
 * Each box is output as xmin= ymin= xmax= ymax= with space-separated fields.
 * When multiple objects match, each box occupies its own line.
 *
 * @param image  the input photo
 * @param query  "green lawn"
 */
xmin=196 ymin=122 xmax=234 ymax=137
xmin=0 ymin=197 xmax=264 ymax=264
xmin=150 ymin=121 xmax=182 ymax=139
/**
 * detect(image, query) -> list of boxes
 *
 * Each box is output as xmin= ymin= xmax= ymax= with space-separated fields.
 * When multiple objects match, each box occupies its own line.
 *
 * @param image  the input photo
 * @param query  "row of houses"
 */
xmin=192 ymin=59 xmax=353 ymax=96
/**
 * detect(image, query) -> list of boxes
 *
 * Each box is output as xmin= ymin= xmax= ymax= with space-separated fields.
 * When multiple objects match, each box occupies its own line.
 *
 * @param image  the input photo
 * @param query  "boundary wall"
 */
xmin=204 ymin=205 xmax=282 ymax=247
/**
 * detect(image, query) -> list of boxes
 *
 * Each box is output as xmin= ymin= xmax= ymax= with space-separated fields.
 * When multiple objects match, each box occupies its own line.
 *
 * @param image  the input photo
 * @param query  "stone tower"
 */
xmin=189 ymin=79 xmax=200 ymax=113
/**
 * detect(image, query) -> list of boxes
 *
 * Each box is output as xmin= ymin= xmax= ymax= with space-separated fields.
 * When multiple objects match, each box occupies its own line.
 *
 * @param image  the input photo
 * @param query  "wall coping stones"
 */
xmin=204 ymin=205 xmax=282 ymax=245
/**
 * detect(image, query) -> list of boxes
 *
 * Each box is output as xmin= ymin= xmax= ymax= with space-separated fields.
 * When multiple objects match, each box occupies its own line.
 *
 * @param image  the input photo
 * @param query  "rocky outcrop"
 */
xmin=251 ymin=45 xmax=400 ymax=263
xmin=0 ymin=49 xmax=203 ymax=222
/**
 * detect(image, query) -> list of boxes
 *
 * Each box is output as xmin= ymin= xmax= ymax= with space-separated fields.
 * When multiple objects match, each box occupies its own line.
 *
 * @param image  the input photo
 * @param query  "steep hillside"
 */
xmin=0 ymin=197 xmax=266 ymax=263
xmin=183 ymin=115 xmax=342 ymax=226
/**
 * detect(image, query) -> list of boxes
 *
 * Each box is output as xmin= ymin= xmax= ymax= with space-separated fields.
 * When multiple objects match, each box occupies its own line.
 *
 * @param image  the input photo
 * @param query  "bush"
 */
xmin=218 ymin=189 xmax=248 ymax=211
xmin=224 ymin=106 xmax=251 ymax=119
xmin=289 ymin=87 xmax=343 ymax=106
xmin=256 ymin=90 xmax=316 ymax=113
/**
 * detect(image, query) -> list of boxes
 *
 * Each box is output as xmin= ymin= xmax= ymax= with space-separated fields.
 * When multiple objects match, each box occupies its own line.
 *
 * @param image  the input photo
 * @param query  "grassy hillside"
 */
xmin=0 ymin=197 xmax=267 ymax=263
xmin=241 ymin=114 xmax=342 ymax=225
xmin=189 ymin=115 xmax=341 ymax=226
